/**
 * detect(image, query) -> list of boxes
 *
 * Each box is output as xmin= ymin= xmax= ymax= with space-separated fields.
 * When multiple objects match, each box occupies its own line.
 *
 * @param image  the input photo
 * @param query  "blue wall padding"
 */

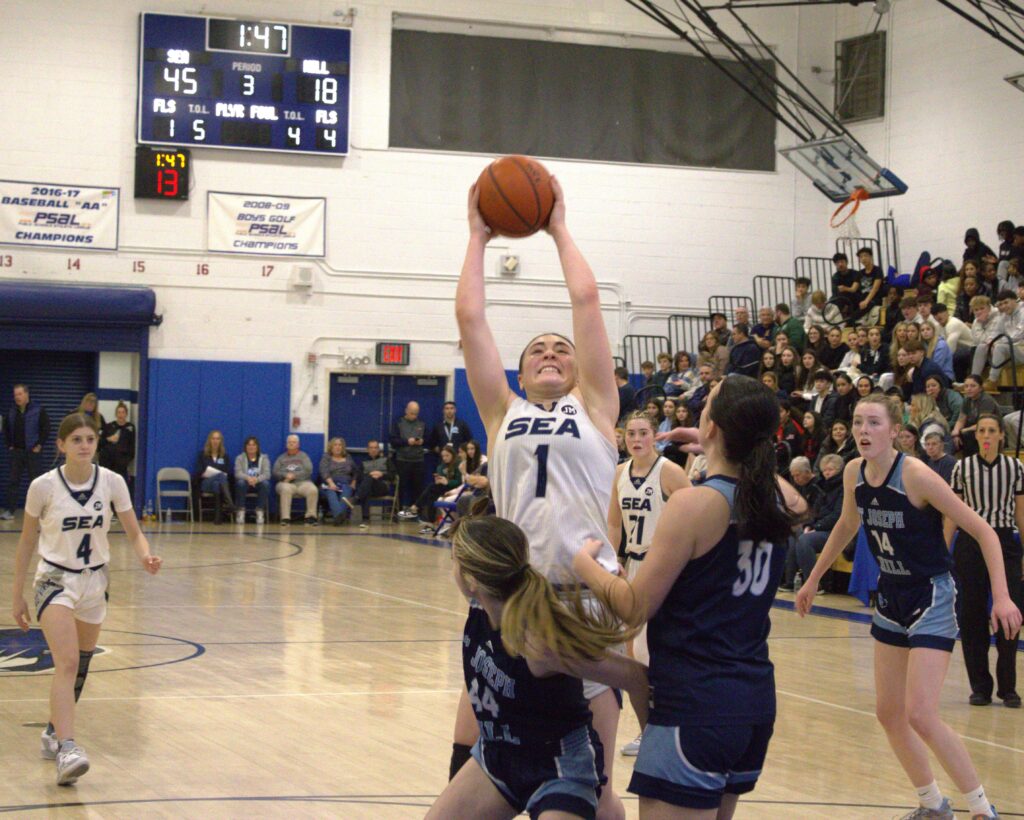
xmin=144 ymin=359 xmax=291 ymax=509
xmin=0 ymin=282 xmax=156 ymax=326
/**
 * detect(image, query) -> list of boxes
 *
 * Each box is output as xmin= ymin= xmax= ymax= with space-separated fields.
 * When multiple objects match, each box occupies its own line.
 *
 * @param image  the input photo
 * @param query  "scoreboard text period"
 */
xmin=137 ymin=13 xmax=351 ymax=156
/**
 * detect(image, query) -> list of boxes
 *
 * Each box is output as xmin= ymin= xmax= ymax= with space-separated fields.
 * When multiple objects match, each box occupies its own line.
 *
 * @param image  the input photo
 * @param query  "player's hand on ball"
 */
xmin=794 ymin=584 xmax=815 ymax=617
xmin=12 ymin=597 xmax=29 ymax=630
xmin=142 ymin=555 xmax=163 ymax=575
xmin=466 ymin=184 xmax=492 ymax=241
xmin=991 ymin=597 xmax=1022 ymax=640
xmin=545 ymin=176 xmax=566 ymax=234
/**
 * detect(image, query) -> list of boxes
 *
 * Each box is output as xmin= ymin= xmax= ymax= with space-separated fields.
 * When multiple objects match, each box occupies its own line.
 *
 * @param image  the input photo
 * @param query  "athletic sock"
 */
xmin=449 ymin=742 xmax=472 ymax=781
xmin=74 ymin=650 xmax=94 ymax=702
xmin=915 ymin=781 xmax=944 ymax=810
xmin=963 ymin=785 xmax=993 ymax=817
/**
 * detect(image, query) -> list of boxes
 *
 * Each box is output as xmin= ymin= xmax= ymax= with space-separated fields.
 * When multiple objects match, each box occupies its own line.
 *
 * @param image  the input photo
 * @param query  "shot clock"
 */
xmin=376 ymin=342 xmax=411 ymax=367
xmin=137 ymin=13 xmax=351 ymax=156
xmin=134 ymin=147 xmax=190 ymax=200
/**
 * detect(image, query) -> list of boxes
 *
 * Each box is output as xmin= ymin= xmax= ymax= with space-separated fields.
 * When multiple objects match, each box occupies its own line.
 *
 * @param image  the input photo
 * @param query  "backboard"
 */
xmin=779 ymin=135 xmax=908 ymax=203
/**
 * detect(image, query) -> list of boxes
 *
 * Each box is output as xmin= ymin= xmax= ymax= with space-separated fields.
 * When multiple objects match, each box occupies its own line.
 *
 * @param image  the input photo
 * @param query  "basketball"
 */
xmin=476 ymin=155 xmax=554 ymax=238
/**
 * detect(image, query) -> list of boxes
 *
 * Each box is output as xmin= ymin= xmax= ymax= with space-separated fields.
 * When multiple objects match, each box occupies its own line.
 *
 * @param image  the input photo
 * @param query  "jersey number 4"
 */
xmin=468 ymin=678 xmax=500 ymax=719
xmin=732 ymin=540 xmax=773 ymax=597
xmin=76 ymin=534 xmax=92 ymax=566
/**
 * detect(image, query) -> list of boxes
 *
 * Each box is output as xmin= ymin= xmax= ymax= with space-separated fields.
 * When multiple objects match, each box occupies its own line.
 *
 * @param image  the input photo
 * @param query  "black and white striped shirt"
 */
xmin=950 ymin=454 xmax=1024 ymax=529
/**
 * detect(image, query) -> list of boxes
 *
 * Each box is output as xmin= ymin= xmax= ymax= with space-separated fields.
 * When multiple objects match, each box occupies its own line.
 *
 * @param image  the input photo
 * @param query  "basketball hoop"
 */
xmin=830 ymin=187 xmax=870 ymax=230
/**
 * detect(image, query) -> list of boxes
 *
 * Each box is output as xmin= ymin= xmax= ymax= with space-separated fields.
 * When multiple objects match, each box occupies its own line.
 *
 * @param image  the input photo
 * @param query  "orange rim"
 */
xmin=830 ymin=187 xmax=870 ymax=228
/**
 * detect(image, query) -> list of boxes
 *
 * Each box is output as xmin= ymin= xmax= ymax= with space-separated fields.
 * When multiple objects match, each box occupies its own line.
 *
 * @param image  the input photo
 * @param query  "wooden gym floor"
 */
xmin=0 ymin=519 xmax=1020 ymax=819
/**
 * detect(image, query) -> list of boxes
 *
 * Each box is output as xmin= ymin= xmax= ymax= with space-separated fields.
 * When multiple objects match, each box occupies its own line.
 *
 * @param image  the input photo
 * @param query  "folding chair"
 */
xmin=156 ymin=467 xmax=194 ymax=523
xmin=364 ymin=475 xmax=399 ymax=523
xmin=433 ymin=484 xmax=468 ymax=536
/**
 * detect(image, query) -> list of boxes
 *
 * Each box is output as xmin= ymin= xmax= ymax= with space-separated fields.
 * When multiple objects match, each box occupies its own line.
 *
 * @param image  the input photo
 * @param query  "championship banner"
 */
xmin=0 ymin=180 xmax=120 ymax=251
xmin=207 ymin=192 xmax=326 ymax=257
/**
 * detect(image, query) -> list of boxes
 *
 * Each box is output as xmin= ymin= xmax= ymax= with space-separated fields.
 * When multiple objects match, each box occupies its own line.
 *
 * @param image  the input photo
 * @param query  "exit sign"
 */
xmin=375 ymin=342 xmax=410 ymax=366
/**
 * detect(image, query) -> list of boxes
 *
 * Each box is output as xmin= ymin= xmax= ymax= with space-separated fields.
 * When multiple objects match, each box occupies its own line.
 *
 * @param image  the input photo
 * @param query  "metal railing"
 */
xmin=667 ymin=313 xmax=708 ymax=358
xmin=877 ymin=217 xmax=900 ymax=276
xmin=623 ymin=334 xmax=671 ymax=373
xmin=708 ymin=295 xmax=754 ymax=324
xmin=794 ymin=256 xmax=833 ymax=296
xmin=752 ymin=275 xmax=795 ymax=315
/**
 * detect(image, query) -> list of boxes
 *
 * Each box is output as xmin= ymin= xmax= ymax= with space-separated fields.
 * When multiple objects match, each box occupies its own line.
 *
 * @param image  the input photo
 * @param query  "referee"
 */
xmin=947 ymin=414 xmax=1024 ymax=708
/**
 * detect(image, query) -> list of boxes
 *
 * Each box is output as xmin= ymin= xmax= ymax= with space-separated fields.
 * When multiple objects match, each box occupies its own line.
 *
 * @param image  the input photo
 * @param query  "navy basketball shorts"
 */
xmin=471 ymin=725 xmax=605 ymax=819
xmin=871 ymin=572 xmax=958 ymax=652
xmin=629 ymin=721 xmax=774 ymax=809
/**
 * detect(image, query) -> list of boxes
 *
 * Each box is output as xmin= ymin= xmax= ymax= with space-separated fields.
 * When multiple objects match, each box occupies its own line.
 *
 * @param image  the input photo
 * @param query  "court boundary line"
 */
xmin=0 ymin=687 xmax=461 ymax=704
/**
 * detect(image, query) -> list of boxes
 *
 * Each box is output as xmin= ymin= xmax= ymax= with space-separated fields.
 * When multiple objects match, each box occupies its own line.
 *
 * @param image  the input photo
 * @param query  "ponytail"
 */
xmin=451 ymin=516 xmax=637 ymax=663
xmin=709 ymin=375 xmax=795 ymax=544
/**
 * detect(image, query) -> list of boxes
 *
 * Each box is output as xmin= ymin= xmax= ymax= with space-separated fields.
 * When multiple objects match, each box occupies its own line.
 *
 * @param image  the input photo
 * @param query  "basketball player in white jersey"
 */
xmin=609 ymin=411 xmax=689 ymax=756
xmin=9 ymin=413 xmax=161 ymax=786
xmin=454 ymin=178 xmax=626 ymax=818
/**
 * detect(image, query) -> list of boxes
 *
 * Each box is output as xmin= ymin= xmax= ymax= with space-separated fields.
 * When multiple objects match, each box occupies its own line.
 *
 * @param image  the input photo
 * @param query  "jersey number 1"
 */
xmin=76 ymin=534 xmax=92 ymax=566
xmin=534 ymin=444 xmax=549 ymax=498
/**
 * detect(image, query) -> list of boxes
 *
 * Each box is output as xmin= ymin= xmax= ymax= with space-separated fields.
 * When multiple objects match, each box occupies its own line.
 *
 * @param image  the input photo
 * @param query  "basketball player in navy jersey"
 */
xmin=576 ymin=376 xmax=804 ymax=818
xmin=608 ymin=410 xmax=689 ymax=755
xmin=455 ymin=178 xmax=625 ymax=817
xmin=796 ymin=394 xmax=1021 ymax=820
xmin=10 ymin=413 xmax=161 ymax=786
xmin=428 ymin=515 xmax=649 ymax=819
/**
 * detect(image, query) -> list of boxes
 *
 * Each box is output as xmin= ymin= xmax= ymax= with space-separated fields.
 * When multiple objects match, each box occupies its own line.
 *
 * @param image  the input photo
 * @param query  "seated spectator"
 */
xmin=885 ymin=388 xmax=910 ymax=425
xmin=652 ymin=353 xmax=672 ymax=389
xmin=791 ymin=277 xmax=812 ymax=322
xmin=665 ymin=351 xmax=698 ymax=396
xmin=100 ymin=401 xmax=135 ymax=488
xmin=933 ymin=303 xmax=972 ymax=380
xmin=273 ymin=434 xmax=318 ymax=525
xmin=787 ymin=455 xmax=821 ymax=505
xmin=773 ymin=400 xmax=804 ymax=473
xmin=655 ymin=398 xmax=676 ymax=453
xmin=456 ymin=461 xmax=491 ymax=521
xmin=998 ymin=220 xmax=1016 ymax=262
xmin=773 ymin=302 xmax=806 ymax=351
xmin=952 ymin=374 xmax=1000 ymax=456
xmin=233 ymin=435 xmax=271 ymax=524
xmin=697 ymin=331 xmax=728 ymax=378
xmin=963 ymin=226 xmax=996 ymax=264
xmin=353 ymin=440 xmax=394 ymax=528
xmin=772 ymin=332 xmax=791 ymax=356
xmin=830 ymin=252 xmax=859 ymax=315
xmin=919 ymin=321 xmax=954 ymax=382
xmin=196 ymin=429 xmax=236 ymax=525
xmin=968 ymin=295 xmax=1006 ymax=390
xmin=615 ymin=427 xmax=628 ymax=463
xmin=889 ymin=321 xmax=910 ymax=368
xmin=978 ymin=259 xmax=1000 ymax=298
xmin=800 ymin=412 xmax=826 ymax=466
xmin=881 ymin=285 xmax=905 ymax=342
xmin=761 ymin=371 xmax=788 ymax=403
xmin=805 ymin=324 xmax=826 ymax=356
xmin=816 ymin=418 xmax=856 ymax=471
xmin=710 ymin=312 xmax=731 ymax=347
xmin=855 ymin=375 xmax=874 ymax=400
xmin=1000 ymin=257 xmax=1022 ymax=294
xmin=614 ymin=366 xmax=638 ymax=420
xmin=956 ymin=275 xmax=980 ymax=323
xmin=320 ymin=437 xmax=360 ymax=525
xmin=759 ymin=349 xmax=777 ymax=379
xmin=640 ymin=360 xmax=656 ymax=387
xmin=776 ymin=346 xmax=802 ymax=394
xmin=417 ymin=445 xmax=462 ymax=531
xmin=790 ymin=350 xmax=823 ymax=412
xmin=899 ymin=295 xmax=925 ymax=327
xmin=833 ymin=372 xmax=857 ymax=424
xmin=916 ymin=294 xmax=943 ymax=338
xmin=683 ymin=364 xmax=715 ymax=422
xmin=910 ymin=392 xmax=950 ymax=446
xmin=809 ymin=370 xmax=838 ymax=430
xmin=985 ymin=289 xmax=1024 ymax=389
xmin=805 ymin=294 xmax=842 ymax=333
xmin=916 ymin=266 xmax=940 ymax=299
xmin=752 ymin=306 xmax=775 ymax=350
xmin=644 ymin=399 xmax=665 ymax=426
xmin=836 ymin=331 xmax=862 ymax=376
xmin=859 ymin=326 xmax=889 ymax=378
xmin=726 ymin=323 xmax=760 ymax=377
xmin=730 ymin=307 xmax=752 ymax=347
xmin=75 ymin=392 xmax=105 ymax=433
xmin=925 ymin=375 xmax=963 ymax=428
xmin=936 ymin=262 xmax=961 ymax=314
xmin=903 ymin=339 xmax=946 ymax=400
xmin=854 ymin=247 xmax=884 ymax=326
xmin=923 ymin=431 xmax=956 ymax=484
xmin=897 ymin=424 xmax=926 ymax=459
xmin=781 ymin=453 xmax=845 ymax=592
xmin=662 ymin=402 xmax=695 ymax=466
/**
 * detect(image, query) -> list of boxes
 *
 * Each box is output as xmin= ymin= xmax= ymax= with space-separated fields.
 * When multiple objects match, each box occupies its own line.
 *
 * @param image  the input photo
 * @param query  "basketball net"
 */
xmin=829 ymin=187 xmax=869 ymax=242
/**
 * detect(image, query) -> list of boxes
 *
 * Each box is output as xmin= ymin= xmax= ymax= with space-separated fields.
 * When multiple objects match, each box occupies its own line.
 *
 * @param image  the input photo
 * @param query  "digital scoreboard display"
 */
xmin=134 ymin=146 xmax=190 ymax=199
xmin=376 ymin=342 xmax=411 ymax=366
xmin=137 ymin=13 xmax=351 ymax=156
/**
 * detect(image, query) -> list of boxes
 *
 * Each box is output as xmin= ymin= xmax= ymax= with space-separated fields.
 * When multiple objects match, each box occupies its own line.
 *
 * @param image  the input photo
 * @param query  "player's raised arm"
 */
xmin=455 ymin=184 xmax=513 ymax=434
xmin=546 ymin=177 xmax=618 ymax=437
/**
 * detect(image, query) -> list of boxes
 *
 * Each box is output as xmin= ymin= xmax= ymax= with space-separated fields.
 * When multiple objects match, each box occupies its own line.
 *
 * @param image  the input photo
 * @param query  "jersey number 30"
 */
xmin=732 ymin=540 xmax=773 ymax=597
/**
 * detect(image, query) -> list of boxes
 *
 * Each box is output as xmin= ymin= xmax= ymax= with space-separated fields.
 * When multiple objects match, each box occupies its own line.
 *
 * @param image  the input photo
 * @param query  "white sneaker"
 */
xmin=255 ymin=509 xmax=265 ymax=524
xmin=40 ymin=725 xmax=58 ymax=759
xmin=0 ymin=508 xmax=13 ymax=521
xmin=396 ymin=510 xmax=417 ymax=520
xmin=56 ymin=740 xmax=89 ymax=785
xmin=620 ymin=734 xmax=642 ymax=756
xmin=358 ymin=522 xmax=369 ymax=529
xmin=235 ymin=510 xmax=245 ymax=524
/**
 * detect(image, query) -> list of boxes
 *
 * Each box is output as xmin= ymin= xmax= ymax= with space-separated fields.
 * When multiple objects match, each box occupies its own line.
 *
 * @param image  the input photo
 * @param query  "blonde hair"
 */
xmin=75 ymin=392 xmax=102 ymax=430
xmin=327 ymin=436 xmax=348 ymax=457
xmin=624 ymin=410 xmax=656 ymax=432
xmin=910 ymin=394 xmax=949 ymax=432
xmin=970 ymin=294 xmax=991 ymax=311
xmin=203 ymin=429 xmax=226 ymax=459
xmin=856 ymin=393 xmax=902 ymax=427
xmin=450 ymin=516 xmax=638 ymax=661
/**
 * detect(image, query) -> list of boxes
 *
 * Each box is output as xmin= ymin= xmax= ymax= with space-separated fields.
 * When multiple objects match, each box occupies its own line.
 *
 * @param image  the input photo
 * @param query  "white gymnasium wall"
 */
xmin=832 ymin=0 xmax=1023 ymax=267
xmin=0 ymin=0 xmax=834 ymax=433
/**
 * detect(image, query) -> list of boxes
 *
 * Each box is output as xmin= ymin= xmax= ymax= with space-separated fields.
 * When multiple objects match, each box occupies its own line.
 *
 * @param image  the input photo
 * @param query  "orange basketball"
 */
xmin=476 ymin=155 xmax=554 ymax=238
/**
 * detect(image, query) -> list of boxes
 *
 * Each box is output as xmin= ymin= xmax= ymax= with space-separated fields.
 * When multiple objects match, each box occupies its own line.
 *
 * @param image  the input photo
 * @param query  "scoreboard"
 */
xmin=137 ymin=13 xmax=351 ymax=156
